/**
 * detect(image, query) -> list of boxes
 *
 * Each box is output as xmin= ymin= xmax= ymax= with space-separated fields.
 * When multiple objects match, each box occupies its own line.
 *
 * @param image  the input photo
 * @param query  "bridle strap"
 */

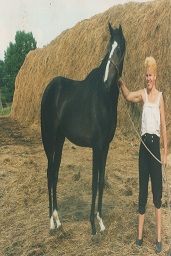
xmin=104 ymin=51 xmax=125 ymax=90
xmin=108 ymin=52 xmax=125 ymax=76
xmin=109 ymin=58 xmax=120 ymax=75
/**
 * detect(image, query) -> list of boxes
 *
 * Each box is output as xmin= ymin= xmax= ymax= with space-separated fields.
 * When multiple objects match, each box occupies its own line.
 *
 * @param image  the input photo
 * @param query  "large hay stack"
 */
xmin=11 ymin=0 xmax=171 ymax=143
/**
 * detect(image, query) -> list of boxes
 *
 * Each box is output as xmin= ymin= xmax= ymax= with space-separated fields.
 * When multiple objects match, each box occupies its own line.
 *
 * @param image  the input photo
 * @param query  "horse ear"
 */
xmin=119 ymin=24 xmax=123 ymax=34
xmin=108 ymin=23 xmax=113 ymax=37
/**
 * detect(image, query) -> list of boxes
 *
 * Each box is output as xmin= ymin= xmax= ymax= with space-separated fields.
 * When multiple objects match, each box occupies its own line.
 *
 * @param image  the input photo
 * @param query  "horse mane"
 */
xmin=85 ymin=53 xmax=109 ymax=84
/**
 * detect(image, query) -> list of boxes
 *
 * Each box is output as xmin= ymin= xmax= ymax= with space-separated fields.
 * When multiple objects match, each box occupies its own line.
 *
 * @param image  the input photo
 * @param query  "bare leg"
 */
xmin=138 ymin=213 xmax=145 ymax=240
xmin=155 ymin=208 xmax=162 ymax=242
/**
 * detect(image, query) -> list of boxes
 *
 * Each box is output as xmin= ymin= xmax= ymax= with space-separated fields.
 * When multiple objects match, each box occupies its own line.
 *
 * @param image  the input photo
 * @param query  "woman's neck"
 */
xmin=146 ymin=85 xmax=157 ymax=95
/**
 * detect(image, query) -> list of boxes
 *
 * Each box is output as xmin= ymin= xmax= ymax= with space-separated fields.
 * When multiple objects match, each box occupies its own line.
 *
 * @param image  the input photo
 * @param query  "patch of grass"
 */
xmin=0 ymin=103 xmax=12 ymax=116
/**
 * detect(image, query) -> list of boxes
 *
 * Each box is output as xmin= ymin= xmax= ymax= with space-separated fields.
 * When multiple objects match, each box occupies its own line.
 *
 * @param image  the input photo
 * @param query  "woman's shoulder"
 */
xmin=136 ymin=88 xmax=145 ymax=96
xmin=155 ymin=89 xmax=162 ymax=94
xmin=155 ymin=89 xmax=163 ymax=106
xmin=156 ymin=89 xmax=162 ymax=98
xmin=139 ymin=88 xmax=146 ymax=103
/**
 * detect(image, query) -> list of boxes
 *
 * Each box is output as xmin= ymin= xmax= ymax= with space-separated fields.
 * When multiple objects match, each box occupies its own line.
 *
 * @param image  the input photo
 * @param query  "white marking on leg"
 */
xmin=53 ymin=209 xmax=61 ymax=228
xmin=104 ymin=41 xmax=118 ymax=82
xmin=50 ymin=215 xmax=55 ymax=230
xmin=97 ymin=212 xmax=105 ymax=232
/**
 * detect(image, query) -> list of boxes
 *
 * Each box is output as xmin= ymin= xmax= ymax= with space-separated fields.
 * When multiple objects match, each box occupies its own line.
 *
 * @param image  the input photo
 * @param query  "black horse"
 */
xmin=41 ymin=23 xmax=126 ymax=236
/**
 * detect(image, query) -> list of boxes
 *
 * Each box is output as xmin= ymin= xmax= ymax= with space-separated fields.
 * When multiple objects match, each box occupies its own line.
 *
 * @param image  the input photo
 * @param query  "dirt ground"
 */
xmin=0 ymin=116 xmax=171 ymax=256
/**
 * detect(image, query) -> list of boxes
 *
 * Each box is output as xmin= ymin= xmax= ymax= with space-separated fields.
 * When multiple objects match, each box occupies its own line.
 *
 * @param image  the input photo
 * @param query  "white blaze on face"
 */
xmin=104 ymin=41 xmax=118 ymax=82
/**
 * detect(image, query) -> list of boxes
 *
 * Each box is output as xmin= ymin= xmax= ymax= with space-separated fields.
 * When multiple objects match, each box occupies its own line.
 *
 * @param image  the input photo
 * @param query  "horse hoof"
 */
xmin=58 ymin=225 xmax=68 ymax=238
xmin=58 ymin=224 xmax=65 ymax=234
xmin=91 ymin=233 xmax=100 ymax=243
xmin=56 ymin=221 xmax=62 ymax=229
xmin=50 ymin=229 xmax=56 ymax=236
xmin=100 ymin=229 xmax=106 ymax=237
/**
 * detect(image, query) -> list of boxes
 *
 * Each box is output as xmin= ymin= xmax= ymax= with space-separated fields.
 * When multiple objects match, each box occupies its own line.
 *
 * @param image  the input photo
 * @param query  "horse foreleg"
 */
xmin=90 ymin=171 xmax=98 ymax=236
xmin=97 ymin=176 xmax=105 ymax=232
xmin=97 ymin=145 xmax=109 ymax=232
xmin=90 ymin=148 xmax=100 ymax=236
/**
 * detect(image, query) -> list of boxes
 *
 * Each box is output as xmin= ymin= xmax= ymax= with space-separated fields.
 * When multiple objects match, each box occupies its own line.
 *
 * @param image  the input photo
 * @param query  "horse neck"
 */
xmin=100 ymin=53 xmax=109 ymax=73
xmin=108 ymin=82 xmax=119 ymax=109
xmin=100 ymin=53 xmax=119 ymax=101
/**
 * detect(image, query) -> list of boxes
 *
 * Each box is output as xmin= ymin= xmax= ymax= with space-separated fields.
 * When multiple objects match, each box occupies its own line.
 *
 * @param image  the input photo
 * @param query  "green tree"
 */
xmin=3 ymin=31 xmax=37 ymax=102
xmin=0 ymin=60 xmax=4 ymax=88
xmin=0 ymin=60 xmax=4 ymax=110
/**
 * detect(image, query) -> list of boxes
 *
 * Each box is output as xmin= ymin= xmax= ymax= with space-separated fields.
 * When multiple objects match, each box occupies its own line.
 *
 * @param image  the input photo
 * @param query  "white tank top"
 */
xmin=141 ymin=88 xmax=162 ymax=137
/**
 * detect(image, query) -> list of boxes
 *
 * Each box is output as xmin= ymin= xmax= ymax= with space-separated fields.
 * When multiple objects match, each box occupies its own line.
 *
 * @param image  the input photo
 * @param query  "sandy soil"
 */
xmin=0 ymin=117 xmax=171 ymax=256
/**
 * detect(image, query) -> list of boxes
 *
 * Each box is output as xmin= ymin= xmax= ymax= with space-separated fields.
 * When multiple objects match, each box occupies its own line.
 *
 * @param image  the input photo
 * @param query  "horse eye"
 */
xmin=117 ymin=47 xmax=121 ymax=55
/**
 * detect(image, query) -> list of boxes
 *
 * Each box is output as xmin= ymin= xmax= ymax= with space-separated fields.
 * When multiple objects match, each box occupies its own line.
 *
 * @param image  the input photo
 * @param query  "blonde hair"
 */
xmin=145 ymin=56 xmax=157 ymax=75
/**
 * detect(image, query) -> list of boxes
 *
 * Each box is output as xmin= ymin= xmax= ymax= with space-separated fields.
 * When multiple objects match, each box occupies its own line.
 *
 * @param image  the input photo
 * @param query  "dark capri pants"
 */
xmin=138 ymin=133 xmax=162 ymax=215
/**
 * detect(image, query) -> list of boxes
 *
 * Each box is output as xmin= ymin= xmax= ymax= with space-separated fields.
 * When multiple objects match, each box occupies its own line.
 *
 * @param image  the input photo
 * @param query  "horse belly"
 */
xmin=67 ymin=135 xmax=92 ymax=148
xmin=63 ymin=122 xmax=92 ymax=148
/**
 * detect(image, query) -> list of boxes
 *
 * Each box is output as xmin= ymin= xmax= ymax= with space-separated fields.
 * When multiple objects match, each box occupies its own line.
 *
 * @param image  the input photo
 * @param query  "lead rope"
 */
xmin=163 ymin=165 xmax=171 ymax=250
xmin=117 ymin=84 xmax=163 ymax=164
xmin=118 ymin=84 xmax=171 ymax=250
xmin=118 ymin=85 xmax=162 ymax=164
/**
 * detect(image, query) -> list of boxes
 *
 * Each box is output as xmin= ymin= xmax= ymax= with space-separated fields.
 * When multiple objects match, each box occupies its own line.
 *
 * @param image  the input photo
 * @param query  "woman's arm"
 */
xmin=118 ymin=78 xmax=143 ymax=103
xmin=160 ymin=95 xmax=167 ymax=166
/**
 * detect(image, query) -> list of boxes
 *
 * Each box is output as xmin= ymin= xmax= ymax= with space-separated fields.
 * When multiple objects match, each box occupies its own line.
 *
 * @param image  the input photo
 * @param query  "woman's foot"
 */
xmin=156 ymin=241 xmax=162 ymax=254
xmin=135 ymin=238 xmax=143 ymax=246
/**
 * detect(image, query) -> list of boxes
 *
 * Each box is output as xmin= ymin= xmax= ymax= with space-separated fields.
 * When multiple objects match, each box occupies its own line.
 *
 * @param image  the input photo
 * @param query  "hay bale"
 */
xmin=11 ymin=0 xmax=171 ymax=143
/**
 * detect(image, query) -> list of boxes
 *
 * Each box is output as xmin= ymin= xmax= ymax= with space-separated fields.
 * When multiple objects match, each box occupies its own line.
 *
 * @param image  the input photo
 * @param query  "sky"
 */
xmin=0 ymin=0 xmax=150 ymax=60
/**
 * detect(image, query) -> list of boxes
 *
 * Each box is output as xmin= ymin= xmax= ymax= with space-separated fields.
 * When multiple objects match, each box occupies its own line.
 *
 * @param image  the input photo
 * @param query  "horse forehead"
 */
xmin=109 ymin=41 xmax=118 ymax=57
xmin=112 ymin=41 xmax=118 ymax=49
xmin=112 ymin=31 xmax=124 ymax=44
xmin=112 ymin=35 xmax=125 ymax=52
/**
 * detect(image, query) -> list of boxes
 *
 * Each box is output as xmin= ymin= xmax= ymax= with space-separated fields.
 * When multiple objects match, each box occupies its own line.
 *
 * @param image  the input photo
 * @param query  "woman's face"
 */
xmin=145 ymin=68 xmax=156 ymax=90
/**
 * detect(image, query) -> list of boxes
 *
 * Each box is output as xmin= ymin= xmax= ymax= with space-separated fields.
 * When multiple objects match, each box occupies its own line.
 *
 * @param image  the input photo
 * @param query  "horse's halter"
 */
xmin=104 ymin=44 xmax=125 ymax=91
xmin=108 ymin=58 xmax=120 ymax=76
xmin=108 ymin=50 xmax=125 ymax=77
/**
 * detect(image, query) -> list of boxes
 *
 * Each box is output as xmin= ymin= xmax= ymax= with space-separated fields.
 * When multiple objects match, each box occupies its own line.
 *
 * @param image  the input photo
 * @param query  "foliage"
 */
xmin=0 ymin=103 xmax=11 ymax=116
xmin=0 ymin=60 xmax=4 ymax=87
xmin=1 ymin=31 xmax=37 ymax=104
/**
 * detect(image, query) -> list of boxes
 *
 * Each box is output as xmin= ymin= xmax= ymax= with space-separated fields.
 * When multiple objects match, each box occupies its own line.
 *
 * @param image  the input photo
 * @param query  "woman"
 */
xmin=118 ymin=56 xmax=167 ymax=254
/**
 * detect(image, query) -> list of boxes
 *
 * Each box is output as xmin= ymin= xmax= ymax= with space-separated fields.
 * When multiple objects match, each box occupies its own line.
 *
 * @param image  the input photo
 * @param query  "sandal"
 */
xmin=156 ymin=241 xmax=162 ymax=254
xmin=135 ymin=238 xmax=143 ymax=246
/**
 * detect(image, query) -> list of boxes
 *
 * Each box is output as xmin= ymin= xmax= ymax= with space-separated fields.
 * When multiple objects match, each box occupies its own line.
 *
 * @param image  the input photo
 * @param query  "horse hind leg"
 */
xmin=48 ymin=154 xmax=62 ymax=232
xmin=97 ymin=212 xmax=105 ymax=232
xmin=47 ymin=157 xmax=55 ymax=232
xmin=51 ymin=134 xmax=65 ymax=231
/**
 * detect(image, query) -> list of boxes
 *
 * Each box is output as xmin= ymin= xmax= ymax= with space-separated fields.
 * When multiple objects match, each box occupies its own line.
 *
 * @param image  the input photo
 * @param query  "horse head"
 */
xmin=104 ymin=23 xmax=126 ymax=91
